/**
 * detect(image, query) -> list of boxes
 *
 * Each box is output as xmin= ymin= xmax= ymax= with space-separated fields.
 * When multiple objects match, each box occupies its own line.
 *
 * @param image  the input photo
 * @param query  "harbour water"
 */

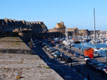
xmin=74 ymin=42 xmax=107 ymax=57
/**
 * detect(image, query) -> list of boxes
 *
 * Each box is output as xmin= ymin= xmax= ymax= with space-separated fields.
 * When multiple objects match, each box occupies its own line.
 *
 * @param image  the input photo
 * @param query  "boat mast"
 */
xmin=65 ymin=27 xmax=68 ymax=45
xmin=94 ymin=8 xmax=96 ymax=44
xmin=106 ymin=30 xmax=107 ymax=39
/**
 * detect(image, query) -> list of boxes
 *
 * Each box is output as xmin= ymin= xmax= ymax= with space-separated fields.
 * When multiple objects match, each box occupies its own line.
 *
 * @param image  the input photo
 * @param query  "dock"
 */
xmin=71 ymin=46 xmax=107 ymax=64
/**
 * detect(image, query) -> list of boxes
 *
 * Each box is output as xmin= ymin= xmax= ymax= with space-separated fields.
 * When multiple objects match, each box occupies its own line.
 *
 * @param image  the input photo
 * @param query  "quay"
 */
xmin=71 ymin=46 xmax=107 ymax=64
xmin=54 ymin=44 xmax=107 ymax=80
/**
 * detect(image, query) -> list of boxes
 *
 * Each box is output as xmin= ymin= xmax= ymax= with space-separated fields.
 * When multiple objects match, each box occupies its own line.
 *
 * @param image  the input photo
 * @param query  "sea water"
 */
xmin=74 ymin=42 xmax=107 ymax=57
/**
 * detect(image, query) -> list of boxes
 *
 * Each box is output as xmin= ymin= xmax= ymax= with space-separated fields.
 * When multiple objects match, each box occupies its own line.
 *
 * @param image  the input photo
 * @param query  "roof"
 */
xmin=67 ymin=28 xmax=78 ymax=31
xmin=79 ymin=29 xmax=88 ymax=31
xmin=55 ymin=23 xmax=65 ymax=28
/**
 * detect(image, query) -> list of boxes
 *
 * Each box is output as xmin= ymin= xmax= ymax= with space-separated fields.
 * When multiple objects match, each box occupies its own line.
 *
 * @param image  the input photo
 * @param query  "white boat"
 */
xmin=105 ymin=41 xmax=107 ymax=44
xmin=100 ymin=48 xmax=107 ymax=50
xmin=94 ymin=48 xmax=100 ymax=54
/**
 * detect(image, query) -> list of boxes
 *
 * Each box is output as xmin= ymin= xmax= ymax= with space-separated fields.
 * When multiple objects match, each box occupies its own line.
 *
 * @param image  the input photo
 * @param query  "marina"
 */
xmin=74 ymin=42 xmax=107 ymax=57
xmin=1 ymin=0 xmax=107 ymax=79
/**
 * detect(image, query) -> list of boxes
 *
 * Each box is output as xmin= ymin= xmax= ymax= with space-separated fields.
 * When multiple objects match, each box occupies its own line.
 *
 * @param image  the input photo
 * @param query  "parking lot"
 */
xmin=32 ymin=40 xmax=85 ymax=80
xmin=32 ymin=39 xmax=107 ymax=80
xmin=54 ymin=43 xmax=107 ymax=80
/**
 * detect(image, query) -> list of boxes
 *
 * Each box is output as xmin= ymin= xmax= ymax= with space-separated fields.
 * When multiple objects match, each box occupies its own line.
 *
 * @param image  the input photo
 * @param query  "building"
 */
xmin=0 ymin=18 xmax=48 ymax=33
xmin=49 ymin=22 xmax=80 ymax=39
xmin=78 ymin=29 xmax=89 ymax=36
xmin=55 ymin=21 xmax=66 ymax=34
xmin=49 ymin=21 xmax=66 ymax=37
xmin=49 ymin=21 xmax=66 ymax=33
xmin=88 ymin=30 xmax=100 ymax=36
xmin=84 ymin=47 xmax=94 ymax=59
xmin=67 ymin=28 xmax=79 ymax=40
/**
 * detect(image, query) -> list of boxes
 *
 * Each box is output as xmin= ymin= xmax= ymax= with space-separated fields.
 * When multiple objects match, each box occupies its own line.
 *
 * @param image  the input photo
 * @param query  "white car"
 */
xmin=84 ymin=56 xmax=89 ymax=61
xmin=102 ymin=66 xmax=107 ymax=74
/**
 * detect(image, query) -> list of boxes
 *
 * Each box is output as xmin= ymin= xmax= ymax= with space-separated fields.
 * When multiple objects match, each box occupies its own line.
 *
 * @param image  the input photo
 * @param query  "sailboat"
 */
xmin=90 ymin=8 xmax=99 ymax=44
xmin=62 ymin=27 xmax=69 ymax=45
xmin=62 ymin=27 xmax=74 ymax=47
xmin=89 ymin=8 xmax=101 ymax=54
xmin=105 ymin=31 xmax=107 ymax=44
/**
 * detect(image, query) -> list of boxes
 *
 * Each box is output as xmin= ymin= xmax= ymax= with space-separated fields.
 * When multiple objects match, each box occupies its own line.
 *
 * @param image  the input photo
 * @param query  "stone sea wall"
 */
xmin=0 ymin=49 xmax=32 ymax=54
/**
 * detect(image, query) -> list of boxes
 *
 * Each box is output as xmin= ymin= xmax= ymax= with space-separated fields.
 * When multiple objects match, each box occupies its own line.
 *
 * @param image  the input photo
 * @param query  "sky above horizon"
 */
xmin=0 ymin=0 xmax=107 ymax=30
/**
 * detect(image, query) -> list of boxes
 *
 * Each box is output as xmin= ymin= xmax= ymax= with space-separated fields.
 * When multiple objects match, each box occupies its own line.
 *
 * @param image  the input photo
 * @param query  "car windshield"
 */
xmin=97 ymin=63 xmax=105 ymax=66
xmin=90 ymin=59 xmax=97 ymax=62
xmin=84 ymin=56 xmax=89 ymax=58
xmin=56 ymin=51 xmax=61 ymax=54
xmin=92 ymin=61 xmax=99 ymax=64
xmin=103 ymin=66 xmax=107 ymax=69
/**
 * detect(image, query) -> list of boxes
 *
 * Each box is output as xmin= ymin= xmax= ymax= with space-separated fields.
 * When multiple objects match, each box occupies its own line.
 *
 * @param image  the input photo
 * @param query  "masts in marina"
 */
xmin=65 ymin=27 xmax=69 ymax=45
xmin=93 ymin=8 xmax=96 ymax=44
xmin=106 ymin=31 xmax=107 ymax=39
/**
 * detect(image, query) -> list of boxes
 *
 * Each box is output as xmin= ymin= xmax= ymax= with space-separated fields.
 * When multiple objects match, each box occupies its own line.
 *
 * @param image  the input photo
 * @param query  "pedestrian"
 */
xmin=87 ymin=74 xmax=90 ymax=80
xmin=70 ymin=63 xmax=72 ymax=67
xmin=78 ymin=68 xmax=80 ymax=73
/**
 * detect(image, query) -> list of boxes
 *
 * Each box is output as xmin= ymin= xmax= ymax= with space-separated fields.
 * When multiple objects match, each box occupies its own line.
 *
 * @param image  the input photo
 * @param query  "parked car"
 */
xmin=61 ymin=55 xmax=72 ymax=63
xmin=63 ymin=47 xmax=67 ymax=51
xmin=70 ymin=50 xmax=74 ymax=54
xmin=44 ymin=45 xmax=50 ymax=51
xmin=95 ymin=63 xmax=106 ymax=71
xmin=86 ymin=59 xmax=107 ymax=74
xmin=56 ymin=44 xmax=59 ymax=47
xmin=66 ymin=49 xmax=72 ymax=53
xmin=79 ymin=54 xmax=84 ymax=59
xmin=74 ymin=52 xmax=80 ymax=57
xmin=102 ymin=66 xmax=107 ymax=74
xmin=41 ymin=42 xmax=47 ymax=47
xmin=84 ymin=56 xmax=90 ymax=61
xmin=49 ymin=43 xmax=56 ymax=47
xmin=53 ymin=52 xmax=64 ymax=58
xmin=51 ymin=50 xmax=60 ymax=56
xmin=49 ymin=48 xmax=57 ymax=53
xmin=47 ymin=47 xmax=54 ymax=52
xmin=91 ymin=62 xmax=101 ymax=69
xmin=86 ymin=59 xmax=99 ymax=68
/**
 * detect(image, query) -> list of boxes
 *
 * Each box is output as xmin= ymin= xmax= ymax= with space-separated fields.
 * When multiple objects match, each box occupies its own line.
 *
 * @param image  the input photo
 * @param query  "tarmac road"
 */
xmin=32 ymin=42 xmax=84 ymax=80
xmin=55 ymin=44 xmax=107 ymax=80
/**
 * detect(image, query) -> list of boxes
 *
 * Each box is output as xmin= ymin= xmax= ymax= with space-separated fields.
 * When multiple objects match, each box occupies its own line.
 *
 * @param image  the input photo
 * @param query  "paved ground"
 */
xmin=71 ymin=46 xmax=107 ymax=64
xmin=0 ymin=37 xmax=30 ymax=50
xmin=0 ymin=53 xmax=63 ymax=80
xmin=0 ymin=37 xmax=63 ymax=80
xmin=32 ymin=42 xmax=85 ymax=80
xmin=55 ymin=45 xmax=107 ymax=80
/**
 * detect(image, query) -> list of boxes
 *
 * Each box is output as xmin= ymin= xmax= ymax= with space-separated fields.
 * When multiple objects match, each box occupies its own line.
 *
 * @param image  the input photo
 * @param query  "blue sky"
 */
xmin=0 ymin=0 xmax=107 ymax=30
